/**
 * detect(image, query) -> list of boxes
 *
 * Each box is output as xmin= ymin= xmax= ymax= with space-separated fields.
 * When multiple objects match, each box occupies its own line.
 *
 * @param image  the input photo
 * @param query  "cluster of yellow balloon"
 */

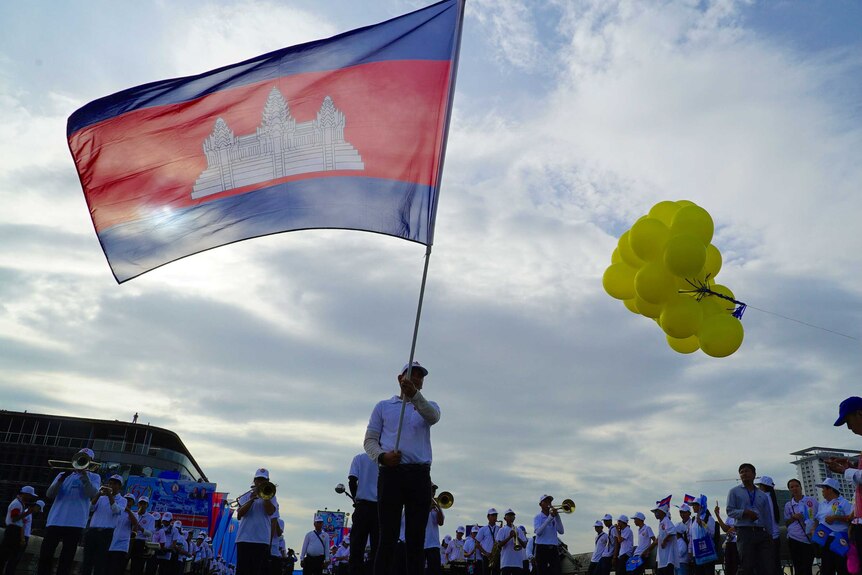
xmin=602 ymin=200 xmax=745 ymax=357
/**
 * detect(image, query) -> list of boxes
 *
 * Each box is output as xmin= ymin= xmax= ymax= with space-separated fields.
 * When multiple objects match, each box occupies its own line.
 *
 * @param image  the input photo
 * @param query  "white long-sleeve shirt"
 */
xmin=533 ymin=511 xmax=564 ymax=544
xmin=591 ymin=531 xmax=608 ymax=563
xmin=300 ymin=529 xmax=330 ymax=561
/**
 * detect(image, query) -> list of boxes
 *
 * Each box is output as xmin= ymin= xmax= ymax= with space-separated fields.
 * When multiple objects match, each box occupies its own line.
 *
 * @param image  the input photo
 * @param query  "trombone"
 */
xmin=48 ymin=452 xmax=101 ymax=472
xmin=550 ymin=499 xmax=576 ymax=514
xmin=433 ymin=491 xmax=454 ymax=510
xmin=228 ymin=481 xmax=277 ymax=509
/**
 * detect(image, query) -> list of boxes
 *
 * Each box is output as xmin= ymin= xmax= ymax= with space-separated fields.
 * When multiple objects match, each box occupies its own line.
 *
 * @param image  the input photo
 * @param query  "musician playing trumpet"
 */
xmin=82 ymin=474 xmax=126 ymax=575
xmin=496 ymin=510 xmax=528 ymax=575
xmin=534 ymin=495 xmax=565 ymax=575
xmin=235 ymin=469 xmax=279 ymax=575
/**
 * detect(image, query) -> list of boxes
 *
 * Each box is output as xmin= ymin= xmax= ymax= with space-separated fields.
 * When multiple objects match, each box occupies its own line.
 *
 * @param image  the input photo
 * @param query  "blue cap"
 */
xmin=834 ymin=396 xmax=862 ymax=426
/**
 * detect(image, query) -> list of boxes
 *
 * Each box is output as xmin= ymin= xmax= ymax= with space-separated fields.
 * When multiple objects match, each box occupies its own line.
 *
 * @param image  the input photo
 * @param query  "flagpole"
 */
xmin=394 ymin=244 xmax=433 ymax=451
xmin=393 ymin=0 xmax=465 ymax=451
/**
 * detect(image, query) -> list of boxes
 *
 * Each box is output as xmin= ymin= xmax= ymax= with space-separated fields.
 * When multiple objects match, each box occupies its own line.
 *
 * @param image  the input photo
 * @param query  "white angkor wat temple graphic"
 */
xmin=192 ymin=87 xmax=365 ymax=199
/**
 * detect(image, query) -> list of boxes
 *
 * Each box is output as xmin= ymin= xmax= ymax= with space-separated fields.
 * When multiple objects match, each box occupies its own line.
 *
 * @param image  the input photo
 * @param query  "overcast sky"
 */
xmin=1 ymin=0 xmax=861 ymax=554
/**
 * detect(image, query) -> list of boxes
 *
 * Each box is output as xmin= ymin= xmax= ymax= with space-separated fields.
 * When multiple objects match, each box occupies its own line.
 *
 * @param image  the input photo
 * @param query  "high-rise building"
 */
xmin=790 ymin=446 xmax=860 ymax=501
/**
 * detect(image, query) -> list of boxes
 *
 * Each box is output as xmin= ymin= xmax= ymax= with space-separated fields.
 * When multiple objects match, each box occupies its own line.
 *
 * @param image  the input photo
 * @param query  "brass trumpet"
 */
xmin=550 ymin=499 xmax=576 ymax=514
xmin=229 ymin=481 xmax=277 ymax=508
xmin=434 ymin=491 xmax=454 ymax=509
xmin=48 ymin=452 xmax=101 ymax=472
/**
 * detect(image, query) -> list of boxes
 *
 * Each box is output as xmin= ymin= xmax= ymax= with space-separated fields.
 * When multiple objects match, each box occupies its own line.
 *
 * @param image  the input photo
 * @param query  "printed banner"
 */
xmin=125 ymin=476 xmax=216 ymax=529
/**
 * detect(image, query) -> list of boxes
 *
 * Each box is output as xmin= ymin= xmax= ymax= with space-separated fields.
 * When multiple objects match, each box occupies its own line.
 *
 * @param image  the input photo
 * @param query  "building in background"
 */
xmin=791 ymin=446 xmax=860 ymax=501
xmin=0 ymin=409 xmax=209 ymax=535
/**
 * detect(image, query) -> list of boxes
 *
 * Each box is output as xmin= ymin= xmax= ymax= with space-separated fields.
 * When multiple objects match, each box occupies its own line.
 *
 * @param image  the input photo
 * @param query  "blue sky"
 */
xmin=1 ymin=0 xmax=861 ymax=554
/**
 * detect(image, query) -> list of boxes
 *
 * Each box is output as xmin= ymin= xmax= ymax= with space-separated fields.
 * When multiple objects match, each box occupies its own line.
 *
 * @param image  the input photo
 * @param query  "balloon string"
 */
xmin=678 ymin=276 xmax=747 ymax=319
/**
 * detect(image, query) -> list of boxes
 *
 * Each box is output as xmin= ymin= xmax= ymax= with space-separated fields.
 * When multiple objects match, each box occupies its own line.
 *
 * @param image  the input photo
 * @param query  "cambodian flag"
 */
xmin=683 ymin=494 xmax=697 ymax=504
xmin=67 ymin=0 xmax=464 ymax=283
xmin=655 ymin=495 xmax=672 ymax=508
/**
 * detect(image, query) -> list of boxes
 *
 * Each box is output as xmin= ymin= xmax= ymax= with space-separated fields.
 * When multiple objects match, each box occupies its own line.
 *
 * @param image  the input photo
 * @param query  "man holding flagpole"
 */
xmin=364 ymin=361 xmax=440 ymax=575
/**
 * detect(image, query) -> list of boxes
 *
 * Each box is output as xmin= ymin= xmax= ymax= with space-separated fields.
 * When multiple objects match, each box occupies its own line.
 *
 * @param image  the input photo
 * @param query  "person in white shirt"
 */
xmin=445 ymin=527 xmax=466 ymax=565
xmin=424 ymin=486 xmax=445 ymax=575
xmin=347 ymin=451 xmax=379 ymax=575
xmin=590 ymin=521 xmax=608 ymax=575
xmin=784 ymin=478 xmax=816 ymax=575
xmin=495 ymin=510 xmax=527 ymax=575
xmin=651 ymin=503 xmax=677 ymax=575
xmin=130 ymin=497 xmax=155 ymax=575
xmin=689 ymin=498 xmax=715 ymax=575
xmin=107 ymin=493 xmax=140 ymax=575
xmin=269 ymin=519 xmax=286 ymax=575
xmin=363 ymin=361 xmax=439 ymax=575
xmin=0 ymin=485 xmax=38 ymax=574
xmin=674 ymin=505 xmax=692 ymax=575
xmin=463 ymin=526 xmax=481 ymax=568
xmin=815 ymin=478 xmax=852 ymax=575
xmin=82 ymin=474 xmax=126 ymax=575
xmin=153 ymin=511 xmax=176 ymax=575
xmin=440 ymin=535 xmax=451 ymax=569
xmin=613 ymin=516 xmax=634 ymax=575
xmin=600 ymin=514 xmax=616 ymax=575
xmin=333 ymin=538 xmax=350 ymax=575
xmin=533 ymin=495 xmax=564 ymax=575
xmin=300 ymin=514 xmax=330 ymax=575
xmin=37 ymin=448 xmax=102 ymax=575
xmin=235 ymin=468 xmax=279 ymax=575
xmin=630 ymin=512 xmax=655 ymax=575
xmin=753 ymin=477 xmax=780 ymax=575
xmin=477 ymin=508 xmax=500 ymax=575
xmin=713 ymin=505 xmax=737 ymax=575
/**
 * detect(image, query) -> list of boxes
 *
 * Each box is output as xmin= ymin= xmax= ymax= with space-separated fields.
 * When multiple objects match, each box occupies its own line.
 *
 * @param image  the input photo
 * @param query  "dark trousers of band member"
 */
xmin=81 ymin=528 xmax=115 ymax=575
xmin=236 ymin=542 xmax=270 ymax=575
xmin=350 ymin=499 xmax=379 ymax=575
xmin=303 ymin=555 xmax=325 ymax=575
xmin=37 ymin=526 xmax=85 ymax=575
xmin=501 ymin=568 xmax=524 ymax=575
xmin=129 ymin=539 xmax=149 ymax=575
xmin=735 ymin=527 xmax=774 ymax=575
xmin=374 ymin=464 xmax=432 ymax=575
xmin=268 ymin=556 xmax=283 ymax=575
xmin=614 ymin=554 xmax=629 ymax=575
xmin=788 ymin=539 xmax=814 ymax=575
xmin=482 ymin=555 xmax=500 ymax=575
xmin=598 ymin=556 xmax=611 ymax=575
xmin=424 ymin=547 xmax=441 ymax=575
xmin=0 ymin=525 xmax=24 ymax=575
xmin=534 ymin=544 xmax=561 ymax=575
xmin=107 ymin=551 xmax=131 ymax=575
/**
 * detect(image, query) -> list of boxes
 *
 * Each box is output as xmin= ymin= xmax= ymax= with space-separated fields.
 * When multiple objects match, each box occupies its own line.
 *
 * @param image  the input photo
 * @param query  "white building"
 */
xmin=791 ymin=446 xmax=860 ymax=501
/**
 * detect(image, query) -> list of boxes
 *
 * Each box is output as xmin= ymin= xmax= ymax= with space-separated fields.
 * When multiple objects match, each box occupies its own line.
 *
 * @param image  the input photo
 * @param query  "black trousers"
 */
xmin=236 ymin=542 xmax=270 ymax=575
xmin=615 ymin=554 xmax=630 ymax=575
xmin=374 ymin=465 xmax=432 ymax=575
xmin=735 ymin=527 xmax=774 ymax=575
xmin=37 ymin=526 xmax=84 ymax=575
xmin=302 ymin=555 xmax=325 ymax=575
xmin=599 ymin=556 xmax=612 ymax=575
xmin=723 ymin=542 xmax=739 ymax=575
xmin=483 ymin=555 xmax=500 ymax=575
xmin=268 ymin=556 xmax=282 ymax=575
xmin=788 ymin=538 xmax=814 ymax=575
xmin=820 ymin=536 xmax=848 ymax=575
xmin=424 ymin=548 xmax=441 ymax=575
xmin=107 ymin=551 xmax=130 ymax=575
xmin=81 ymin=528 xmax=115 ymax=575
xmin=130 ymin=540 xmax=148 ymax=575
xmin=0 ymin=527 xmax=24 ymax=575
xmin=534 ymin=544 xmax=560 ymax=575
xmin=350 ymin=500 xmax=379 ymax=575
xmin=501 ymin=568 xmax=524 ymax=575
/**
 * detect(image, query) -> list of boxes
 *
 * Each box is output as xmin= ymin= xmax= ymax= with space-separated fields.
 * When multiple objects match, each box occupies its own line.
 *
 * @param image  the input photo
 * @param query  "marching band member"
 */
xmin=170 ymin=521 xmax=187 ymax=575
xmin=631 ymin=512 xmax=655 ymax=575
xmin=674 ymin=505 xmax=691 ymax=575
xmin=145 ymin=512 xmax=162 ymax=575
xmin=496 ymin=510 xmax=528 ymax=575
xmin=441 ymin=535 xmax=452 ymax=570
xmin=192 ymin=534 xmax=205 ymax=575
xmin=0 ymin=485 xmax=38 ymax=574
xmin=334 ymin=538 xmax=350 ymax=575
xmin=601 ymin=515 xmax=615 ymax=575
xmin=652 ymin=502 xmax=678 ymax=575
xmin=364 ymin=361 xmax=439 ymax=575
xmin=107 ymin=493 xmax=140 ymax=575
xmin=613 ymin=515 xmax=633 ymax=575
xmin=424 ymin=485 xmax=445 ymax=575
xmin=589 ymin=521 xmax=607 ymax=575
xmin=130 ymin=497 xmax=155 ymax=575
xmin=463 ymin=527 xmax=481 ymax=571
xmin=153 ymin=511 xmax=175 ymax=575
xmin=348 ymin=451 xmax=379 ymax=575
xmin=533 ymin=495 xmax=564 ymax=575
xmin=82 ymin=474 xmax=126 ymax=575
xmin=235 ymin=468 xmax=279 ymax=575
xmin=445 ymin=527 xmax=466 ymax=568
xmin=300 ymin=514 xmax=330 ymax=575
xmin=269 ymin=519 xmax=286 ymax=575
xmin=38 ymin=448 xmax=102 ymax=575
xmin=477 ymin=508 xmax=500 ymax=575
xmin=9 ymin=499 xmax=45 ymax=575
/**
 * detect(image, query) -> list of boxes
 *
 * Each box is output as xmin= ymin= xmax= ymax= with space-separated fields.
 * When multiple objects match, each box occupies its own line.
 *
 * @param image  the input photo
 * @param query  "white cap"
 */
xmin=173 ymin=521 xmax=182 ymax=528
xmin=123 ymin=493 xmax=136 ymax=500
xmin=138 ymin=496 xmax=150 ymax=503
xmin=679 ymin=504 xmax=691 ymax=513
xmin=342 ymin=538 xmax=349 ymax=545
xmin=816 ymin=477 xmax=841 ymax=493
xmin=254 ymin=468 xmax=270 ymax=480
xmin=651 ymin=504 xmax=669 ymax=514
xmin=20 ymin=486 xmax=36 ymax=496
xmin=594 ymin=520 xmax=604 ymax=527
xmin=504 ymin=509 xmax=515 ymax=516
xmin=487 ymin=508 xmax=498 ymax=515
xmin=618 ymin=515 xmax=629 ymax=523
xmin=539 ymin=494 xmax=553 ymax=504
xmin=206 ymin=537 xmax=212 ymax=542
xmin=162 ymin=512 xmax=173 ymax=521
xmin=314 ymin=514 xmax=323 ymax=522
xmin=78 ymin=448 xmax=95 ymax=459
xmin=109 ymin=474 xmax=124 ymax=483
xmin=471 ymin=526 xmax=480 ymax=534
xmin=35 ymin=500 xmax=45 ymax=509
xmin=632 ymin=512 xmax=646 ymax=521
xmin=152 ymin=512 xmax=162 ymax=520
xmin=401 ymin=361 xmax=428 ymax=376
xmin=603 ymin=514 xmax=613 ymax=521
xmin=754 ymin=475 xmax=774 ymax=487
xmin=456 ymin=526 xmax=465 ymax=534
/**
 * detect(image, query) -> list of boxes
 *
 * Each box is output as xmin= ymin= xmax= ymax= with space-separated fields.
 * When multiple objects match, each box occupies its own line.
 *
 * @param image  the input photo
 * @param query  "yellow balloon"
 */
xmin=648 ymin=201 xmax=680 ymax=227
xmin=611 ymin=248 xmax=622 ymax=264
xmin=699 ymin=314 xmax=744 ymax=357
xmin=629 ymin=217 xmax=670 ymax=262
xmin=667 ymin=334 xmax=700 ymax=354
xmin=602 ymin=263 xmax=638 ymax=300
xmin=660 ymin=295 xmax=703 ymax=339
xmin=699 ymin=297 xmax=728 ymax=317
xmin=671 ymin=205 xmax=714 ymax=245
xmin=676 ymin=200 xmax=697 ymax=208
xmin=701 ymin=244 xmax=722 ymax=280
xmin=617 ymin=230 xmax=644 ymax=268
xmin=623 ymin=298 xmax=640 ymax=315
xmin=635 ymin=262 xmax=677 ymax=304
xmin=711 ymin=284 xmax=735 ymax=301
xmin=635 ymin=296 xmax=665 ymax=319
xmin=663 ymin=233 xmax=707 ymax=278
